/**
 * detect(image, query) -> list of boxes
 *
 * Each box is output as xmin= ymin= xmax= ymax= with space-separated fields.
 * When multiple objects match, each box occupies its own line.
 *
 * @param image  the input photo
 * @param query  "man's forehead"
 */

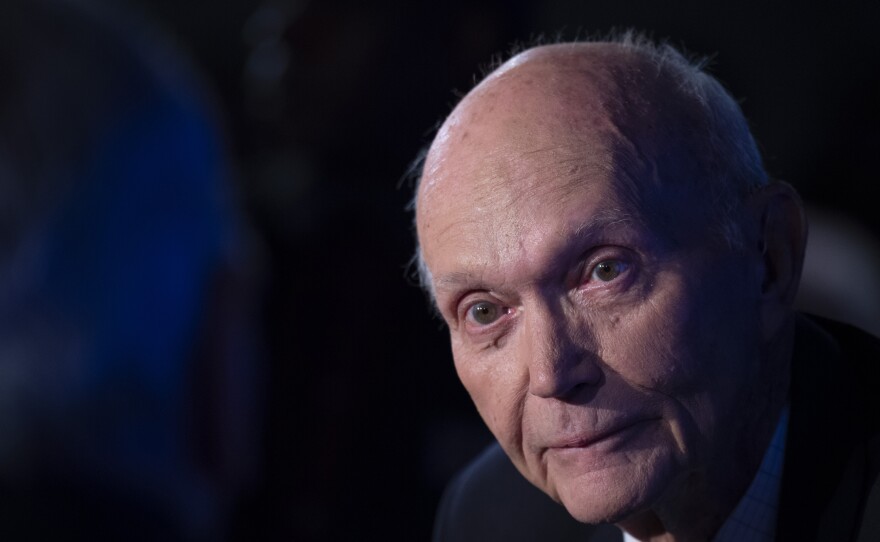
xmin=418 ymin=43 xmax=684 ymax=203
xmin=430 ymin=46 xmax=630 ymax=141
xmin=415 ymin=43 xmax=719 ymax=265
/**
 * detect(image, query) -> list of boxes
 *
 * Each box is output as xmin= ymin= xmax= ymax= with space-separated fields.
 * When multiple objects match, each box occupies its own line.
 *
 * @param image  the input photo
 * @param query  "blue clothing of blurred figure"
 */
xmin=0 ymin=1 xmax=262 ymax=540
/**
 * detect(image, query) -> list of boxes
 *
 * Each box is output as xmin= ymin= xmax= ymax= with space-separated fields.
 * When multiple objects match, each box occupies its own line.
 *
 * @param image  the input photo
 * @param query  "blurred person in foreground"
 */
xmin=412 ymin=35 xmax=880 ymax=542
xmin=0 ymin=1 xmax=262 ymax=540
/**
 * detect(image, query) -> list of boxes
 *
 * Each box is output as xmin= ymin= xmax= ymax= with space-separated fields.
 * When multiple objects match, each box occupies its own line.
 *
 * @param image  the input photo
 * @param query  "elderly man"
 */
xmin=413 ymin=36 xmax=880 ymax=542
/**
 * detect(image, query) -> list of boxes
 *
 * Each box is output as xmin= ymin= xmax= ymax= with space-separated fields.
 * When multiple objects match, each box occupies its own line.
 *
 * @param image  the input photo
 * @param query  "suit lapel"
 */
xmin=776 ymin=315 xmax=868 ymax=542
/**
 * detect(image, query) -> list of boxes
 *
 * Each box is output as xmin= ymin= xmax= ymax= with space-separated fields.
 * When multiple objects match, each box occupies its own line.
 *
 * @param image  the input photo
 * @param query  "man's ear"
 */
xmin=749 ymin=181 xmax=808 ymax=340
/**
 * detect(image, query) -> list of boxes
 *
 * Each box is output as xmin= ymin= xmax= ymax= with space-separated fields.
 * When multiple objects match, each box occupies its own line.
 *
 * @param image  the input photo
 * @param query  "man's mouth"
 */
xmin=540 ymin=417 xmax=661 ymax=471
xmin=549 ymin=419 xmax=649 ymax=449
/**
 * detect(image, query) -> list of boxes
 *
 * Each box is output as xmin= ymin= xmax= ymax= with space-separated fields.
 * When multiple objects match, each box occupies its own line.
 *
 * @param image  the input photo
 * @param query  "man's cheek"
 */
xmin=592 ymin=318 xmax=673 ymax=389
xmin=479 ymin=381 xmax=524 ymax=438
xmin=455 ymin=357 xmax=517 ymax=436
xmin=604 ymin=287 xmax=702 ymax=389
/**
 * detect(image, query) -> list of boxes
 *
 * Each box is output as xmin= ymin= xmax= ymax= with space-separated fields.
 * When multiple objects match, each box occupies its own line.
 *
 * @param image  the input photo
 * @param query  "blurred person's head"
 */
xmin=0 ymin=1 xmax=261 ymax=539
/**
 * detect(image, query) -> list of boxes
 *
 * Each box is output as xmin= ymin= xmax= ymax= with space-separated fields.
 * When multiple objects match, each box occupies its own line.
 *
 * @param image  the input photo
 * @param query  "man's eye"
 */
xmin=468 ymin=301 xmax=503 ymax=325
xmin=591 ymin=260 xmax=628 ymax=282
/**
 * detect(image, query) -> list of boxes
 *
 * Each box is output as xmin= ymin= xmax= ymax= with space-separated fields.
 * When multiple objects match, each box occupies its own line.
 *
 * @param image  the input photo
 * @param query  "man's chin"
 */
xmin=560 ymin=496 xmax=640 ymax=525
xmin=532 ymin=424 xmax=680 ymax=524
xmin=548 ymin=460 xmax=673 ymax=526
xmin=557 ymin=488 xmax=644 ymax=525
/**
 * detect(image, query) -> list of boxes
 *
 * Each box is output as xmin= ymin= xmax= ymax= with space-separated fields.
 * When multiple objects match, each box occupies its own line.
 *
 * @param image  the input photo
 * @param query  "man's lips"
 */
xmin=545 ymin=418 xmax=657 ymax=451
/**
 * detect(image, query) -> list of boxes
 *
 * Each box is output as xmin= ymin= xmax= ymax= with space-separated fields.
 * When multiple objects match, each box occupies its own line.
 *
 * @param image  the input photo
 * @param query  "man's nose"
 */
xmin=523 ymin=302 xmax=602 ymax=399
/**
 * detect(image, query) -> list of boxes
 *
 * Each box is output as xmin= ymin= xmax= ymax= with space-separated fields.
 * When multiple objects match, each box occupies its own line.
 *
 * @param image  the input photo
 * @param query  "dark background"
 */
xmin=83 ymin=1 xmax=880 ymax=539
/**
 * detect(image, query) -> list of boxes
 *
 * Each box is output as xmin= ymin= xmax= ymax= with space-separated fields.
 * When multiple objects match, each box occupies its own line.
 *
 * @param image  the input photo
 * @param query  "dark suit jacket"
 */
xmin=433 ymin=315 xmax=880 ymax=541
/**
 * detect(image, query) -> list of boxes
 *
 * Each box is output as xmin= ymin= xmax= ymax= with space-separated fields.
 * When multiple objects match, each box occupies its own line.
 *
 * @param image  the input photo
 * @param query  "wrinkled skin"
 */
xmin=416 ymin=44 xmax=804 ymax=541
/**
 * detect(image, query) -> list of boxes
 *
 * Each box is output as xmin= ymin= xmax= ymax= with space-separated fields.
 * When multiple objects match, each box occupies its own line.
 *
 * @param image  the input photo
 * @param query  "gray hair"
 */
xmin=408 ymin=31 xmax=769 ymax=304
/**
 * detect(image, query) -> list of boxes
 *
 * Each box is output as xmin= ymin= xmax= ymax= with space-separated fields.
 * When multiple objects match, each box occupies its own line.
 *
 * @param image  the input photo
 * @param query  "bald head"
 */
xmin=415 ymin=40 xmax=768 ymax=296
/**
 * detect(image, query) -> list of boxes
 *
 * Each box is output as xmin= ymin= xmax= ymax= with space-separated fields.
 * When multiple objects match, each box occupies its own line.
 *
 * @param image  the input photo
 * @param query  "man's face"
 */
xmin=416 ymin=52 xmax=767 ymax=524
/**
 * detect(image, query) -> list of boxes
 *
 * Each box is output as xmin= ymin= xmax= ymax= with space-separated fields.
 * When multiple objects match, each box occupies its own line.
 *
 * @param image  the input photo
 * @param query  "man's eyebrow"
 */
xmin=432 ymin=210 xmax=638 ymax=294
xmin=540 ymin=210 xmax=639 ymax=276
xmin=570 ymin=208 xmax=636 ymax=238
xmin=434 ymin=271 xmax=486 ymax=292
